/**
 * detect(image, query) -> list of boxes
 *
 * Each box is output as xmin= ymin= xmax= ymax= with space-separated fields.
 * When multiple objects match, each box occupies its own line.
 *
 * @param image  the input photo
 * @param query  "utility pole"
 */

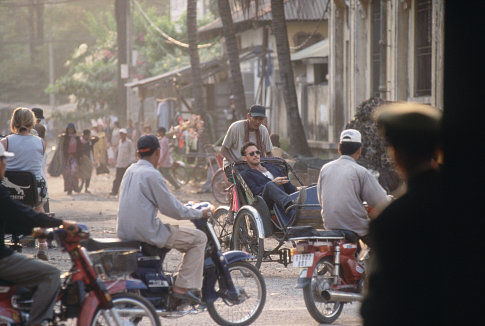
xmin=48 ymin=35 xmax=55 ymax=108
xmin=115 ymin=0 xmax=130 ymax=123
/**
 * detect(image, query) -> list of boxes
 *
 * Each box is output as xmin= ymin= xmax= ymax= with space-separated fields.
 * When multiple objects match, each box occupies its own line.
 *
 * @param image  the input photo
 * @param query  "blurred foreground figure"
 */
xmin=361 ymin=102 xmax=443 ymax=326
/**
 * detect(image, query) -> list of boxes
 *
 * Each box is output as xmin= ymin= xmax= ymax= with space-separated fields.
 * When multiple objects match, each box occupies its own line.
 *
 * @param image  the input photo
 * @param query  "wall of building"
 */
xmin=329 ymin=0 xmax=444 ymax=144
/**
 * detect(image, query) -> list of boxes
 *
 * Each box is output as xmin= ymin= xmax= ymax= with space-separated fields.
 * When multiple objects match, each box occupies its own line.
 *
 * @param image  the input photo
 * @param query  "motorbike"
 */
xmin=0 ymin=224 xmax=160 ymax=326
xmin=82 ymin=202 xmax=267 ymax=326
xmin=289 ymin=227 xmax=367 ymax=324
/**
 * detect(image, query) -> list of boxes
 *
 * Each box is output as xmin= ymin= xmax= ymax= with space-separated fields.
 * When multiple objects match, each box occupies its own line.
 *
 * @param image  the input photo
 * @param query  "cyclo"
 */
xmin=210 ymin=157 xmax=323 ymax=270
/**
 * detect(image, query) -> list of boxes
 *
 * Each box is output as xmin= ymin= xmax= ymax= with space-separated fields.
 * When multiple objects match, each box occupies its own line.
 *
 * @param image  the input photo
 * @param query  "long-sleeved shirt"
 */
xmin=116 ymin=159 xmax=202 ymax=247
xmin=0 ymin=184 xmax=63 ymax=259
xmin=116 ymin=138 xmax=135 ymax=168
xmin=317 ymin=155 xmax=388 ymax=236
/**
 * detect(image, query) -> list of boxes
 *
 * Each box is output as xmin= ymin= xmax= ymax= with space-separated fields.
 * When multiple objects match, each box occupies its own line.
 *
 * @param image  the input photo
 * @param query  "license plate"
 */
xmin=292 ymin=253 xmax=314 ymax=268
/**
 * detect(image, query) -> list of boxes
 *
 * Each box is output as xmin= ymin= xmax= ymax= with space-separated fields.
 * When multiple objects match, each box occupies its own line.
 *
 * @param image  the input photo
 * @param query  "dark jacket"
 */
xmin=0 ymin=184 xmax=63 ymax=259
xmin=241 ymin=162 xmax=297 ymax=196
xmin=61 ymin=134 xmax=82 ymax=160
xmin=361 ymin=169 xmax=444 ymax=326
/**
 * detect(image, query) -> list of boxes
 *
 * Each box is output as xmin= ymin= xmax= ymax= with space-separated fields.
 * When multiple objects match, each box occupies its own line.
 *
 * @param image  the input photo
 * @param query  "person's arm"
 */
xmin=1 ymin=186 xmax=63 ymax=235
xmin=361 ymin=171 xmax=390 ymax=219
xmin=220 ymin=145 xmax=236 ymax=163
xmin=144 ymin=171 xmax=203 ymax=220
xmin=91 ymin=136 xmax=99 ymax=144
xmin=261 ymin=126 xmax=273 ymax=158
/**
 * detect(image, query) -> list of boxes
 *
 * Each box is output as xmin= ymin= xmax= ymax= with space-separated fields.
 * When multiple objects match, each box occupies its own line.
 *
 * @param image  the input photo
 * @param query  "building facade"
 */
xmin=329 ymin=0 xmax=444 ymax=143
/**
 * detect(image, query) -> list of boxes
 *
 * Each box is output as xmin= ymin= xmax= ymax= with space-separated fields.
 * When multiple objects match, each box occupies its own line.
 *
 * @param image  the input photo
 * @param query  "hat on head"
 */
xmin=31 ymin=107 xmax=44 ymax=120
xmin=137 ymin=134 xmax=160 ymax=154
xmin=248 ymin=105 xmax=266 ymax=117
xmin=340 ymin=129 xmax=362 ymax=143
xmin=119 ymin=128 xmax=127 ymax=134
xmin=0 ymin=142 xmax=14 ymax=158
xmin=374 ymin=102 xmax=442 ymax=152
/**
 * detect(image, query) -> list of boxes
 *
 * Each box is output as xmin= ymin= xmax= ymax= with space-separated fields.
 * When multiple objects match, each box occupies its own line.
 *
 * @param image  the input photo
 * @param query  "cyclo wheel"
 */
xmin=209 ymin=207 xmax=234 ymax=251
xmin=232 ymin=208 xmax=264 ymax=270
xmin=90 ymin=292 xmax=161 ymax=326
xmin=207 ymin=261 xmax=266 ymax=326
xmin=212 ymin=168 xmax=231 ymax=204
xmin=302 ymin=257 xmax=344 ymax=324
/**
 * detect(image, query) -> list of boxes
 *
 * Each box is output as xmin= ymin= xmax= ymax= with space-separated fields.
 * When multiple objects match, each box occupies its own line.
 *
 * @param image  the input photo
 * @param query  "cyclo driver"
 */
xmin=0 ymin=143 xmax=78 ymax=325
xmin=116 ymin=135 xmax=211 ymax=304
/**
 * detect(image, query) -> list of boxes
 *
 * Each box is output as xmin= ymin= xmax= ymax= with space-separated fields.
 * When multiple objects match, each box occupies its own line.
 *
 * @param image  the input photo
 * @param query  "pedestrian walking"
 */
xmin=157 ymin=127 xmax=180 ymax=190
xmin=60 ymin=123 xmax=81 ymax=195
xmin=92 ymin=121 xmax=109 ymax=175
xmin=79 ymin=129 xmax=99 ymax=193
xmin=110 ymin=129 xmax=135 ymax=196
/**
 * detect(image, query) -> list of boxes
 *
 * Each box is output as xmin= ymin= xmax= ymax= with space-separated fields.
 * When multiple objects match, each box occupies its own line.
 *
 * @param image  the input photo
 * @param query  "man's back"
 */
xmin=317 ymin=156 xmax=387 ymax=236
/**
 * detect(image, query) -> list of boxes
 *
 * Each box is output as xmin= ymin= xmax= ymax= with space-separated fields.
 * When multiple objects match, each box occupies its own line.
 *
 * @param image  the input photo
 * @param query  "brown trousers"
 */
xmin=165 ymin=225 xmax=207 ymax=289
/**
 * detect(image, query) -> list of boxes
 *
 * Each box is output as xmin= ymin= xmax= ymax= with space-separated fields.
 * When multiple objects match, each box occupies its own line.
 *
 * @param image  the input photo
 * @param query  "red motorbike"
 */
xmin=289 ymin=227 xmax=366 ymax=324
xmin=0 ymin=224 xmax=160 ymax=326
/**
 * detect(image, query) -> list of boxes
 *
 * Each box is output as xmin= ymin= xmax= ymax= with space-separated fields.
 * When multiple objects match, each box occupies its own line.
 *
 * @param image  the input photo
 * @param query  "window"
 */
xmin=414 ymin=0 xmax=432 ymax=96
xmin=371 ymin=0 xmax=382 ymax=97
xmin=314 ymin=63 xmax=328 ymax=84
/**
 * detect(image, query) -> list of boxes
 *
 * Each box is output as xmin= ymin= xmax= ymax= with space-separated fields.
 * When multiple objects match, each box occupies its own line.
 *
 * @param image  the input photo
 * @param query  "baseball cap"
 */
xmin=137 ymin=134 xmax=160 ymax=154
xmin=31 ymin=107 xmax=44 ymax=119
xmin=340 ymin=129 xmax=362 ymax=143
xmin=248 ymin=105 xmax=266 ymax=117
xmin=0 ymin=142 xmax=14 ymax=157
xmin=119 ymin=128 xmax=127 ymax=134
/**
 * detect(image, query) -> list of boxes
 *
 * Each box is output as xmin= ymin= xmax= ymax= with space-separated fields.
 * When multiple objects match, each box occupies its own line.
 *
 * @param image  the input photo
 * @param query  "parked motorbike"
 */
xmin=289 ymin=228 xmax=366 ymax=324
xmin=0 ymin=224 xmax=160 ymax=326
xmin=82 ymin=202 xmax=267 ymax=326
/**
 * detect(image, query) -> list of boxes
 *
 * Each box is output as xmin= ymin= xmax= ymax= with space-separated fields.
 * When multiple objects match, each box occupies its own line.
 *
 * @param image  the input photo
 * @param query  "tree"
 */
xmin=270 ymin=0 xmax=311 ymax=155
xmin=187 ymin=0 xmax=205 ymax=115
xmin=217 ymin=0 xmax=247 ymax=119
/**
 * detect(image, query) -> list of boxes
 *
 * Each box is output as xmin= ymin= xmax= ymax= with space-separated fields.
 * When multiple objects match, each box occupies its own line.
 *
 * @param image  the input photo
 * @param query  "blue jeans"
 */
xmin=261 ymin=182 xmax=294 ymax=225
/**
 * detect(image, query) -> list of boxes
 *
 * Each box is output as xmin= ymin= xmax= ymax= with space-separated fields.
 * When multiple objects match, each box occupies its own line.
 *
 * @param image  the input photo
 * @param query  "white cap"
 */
xmin=0 ymin=142 xmax=14 ymax=157
xmin=340 ymin=129 xmax=362 ymax=143
xmin=119 ymin=128 xmax=127 ymax=134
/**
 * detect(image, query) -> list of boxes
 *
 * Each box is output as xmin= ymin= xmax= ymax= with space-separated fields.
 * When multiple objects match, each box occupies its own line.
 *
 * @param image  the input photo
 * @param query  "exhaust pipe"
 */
xmin=321 ymin=290 xmax=363 ymax=302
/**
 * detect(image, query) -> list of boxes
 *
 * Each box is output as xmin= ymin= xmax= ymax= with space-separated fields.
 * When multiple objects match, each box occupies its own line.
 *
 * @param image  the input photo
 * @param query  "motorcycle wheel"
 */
xmin=232 ymin=209 xmax=264 ymax=270
xmin=303 ymin=257 xmax=344 ymax=324
xmin=209 ymin=207 xmax=234 ymax=251
xmin=172 ymin=165 xmax=189 ymax=185
xmin=207 ymin=261 xmax=266 ymax=326
xmin=212 ymin=168 xmax=231 ymax=204
xmin=90 ymin=292 xmax=161 ymax=326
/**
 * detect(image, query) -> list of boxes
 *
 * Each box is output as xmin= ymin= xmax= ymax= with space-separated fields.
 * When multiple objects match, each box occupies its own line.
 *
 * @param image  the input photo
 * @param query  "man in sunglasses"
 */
xmin=220 ymin=105 xmax=273 ymax=166
xmin=240 ymin=142 xmax=305 ymax=227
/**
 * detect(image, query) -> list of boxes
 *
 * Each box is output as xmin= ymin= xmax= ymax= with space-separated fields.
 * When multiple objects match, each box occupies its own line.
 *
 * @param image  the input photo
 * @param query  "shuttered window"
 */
xmin=414 ymin=0 xmax=432 ymax=96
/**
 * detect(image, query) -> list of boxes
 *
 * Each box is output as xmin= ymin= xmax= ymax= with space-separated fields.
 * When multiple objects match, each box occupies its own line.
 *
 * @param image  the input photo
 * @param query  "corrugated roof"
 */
xmin=291 ymin=38 xmax=328 ymax=61
xmin=198 ymin=0 xmax=329 ymax=38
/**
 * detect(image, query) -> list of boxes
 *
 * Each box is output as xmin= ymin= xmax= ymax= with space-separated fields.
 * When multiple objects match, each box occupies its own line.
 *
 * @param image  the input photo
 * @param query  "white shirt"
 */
xmin=116 ymin=138 xmax=135 ymax=168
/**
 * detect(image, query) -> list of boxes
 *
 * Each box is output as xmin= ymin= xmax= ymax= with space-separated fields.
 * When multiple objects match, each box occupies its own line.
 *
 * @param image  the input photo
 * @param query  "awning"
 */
xmin=291 ymin=39 xmax=328 ymax=62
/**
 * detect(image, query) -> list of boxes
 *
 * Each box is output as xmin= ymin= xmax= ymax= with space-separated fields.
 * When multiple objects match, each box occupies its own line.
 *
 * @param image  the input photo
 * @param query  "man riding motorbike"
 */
xmin=0 ymin=143 xmax=78 ymax=326
xmin=116 ymin=135 xmax=211 ymax=303
xmin=317 ymin=129 xmax=390 ymax=245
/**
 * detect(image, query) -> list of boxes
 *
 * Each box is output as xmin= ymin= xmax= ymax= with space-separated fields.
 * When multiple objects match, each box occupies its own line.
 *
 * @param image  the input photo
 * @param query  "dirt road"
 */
xmin=22 ymin=166 xmax=362 ymax=325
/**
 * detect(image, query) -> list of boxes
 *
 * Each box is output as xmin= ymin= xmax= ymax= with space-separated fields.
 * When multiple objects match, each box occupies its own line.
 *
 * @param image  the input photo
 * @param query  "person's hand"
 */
xmin=62 ymin=220 xmax=79 ymax=236
xmin=273 ymin=176 xmax=289 ymax=186
xmin=201 ymin=207 xmax=212 ymax=219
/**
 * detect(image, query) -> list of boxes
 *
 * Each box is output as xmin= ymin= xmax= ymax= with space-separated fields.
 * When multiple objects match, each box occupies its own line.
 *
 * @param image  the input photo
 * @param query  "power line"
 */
xmin=132 ymin=0 xmax=216 ymax=49
xmin=289 ymin=0 xmax=330 ymax=51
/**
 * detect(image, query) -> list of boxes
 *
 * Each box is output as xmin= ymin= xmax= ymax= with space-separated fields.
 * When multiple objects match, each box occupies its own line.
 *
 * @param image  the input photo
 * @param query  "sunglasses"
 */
xmin=246 ymin=150 xmax=261 ymax=157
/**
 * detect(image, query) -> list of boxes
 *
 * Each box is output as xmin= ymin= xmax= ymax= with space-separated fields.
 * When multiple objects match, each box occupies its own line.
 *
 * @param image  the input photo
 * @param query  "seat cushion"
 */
xmin=80 ymin=238 xmax=140 ymax=251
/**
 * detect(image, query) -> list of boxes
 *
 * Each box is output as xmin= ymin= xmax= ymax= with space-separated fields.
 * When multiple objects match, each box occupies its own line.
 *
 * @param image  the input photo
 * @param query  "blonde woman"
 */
xmin=0 ymin=107 xmax=49 ymax=260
